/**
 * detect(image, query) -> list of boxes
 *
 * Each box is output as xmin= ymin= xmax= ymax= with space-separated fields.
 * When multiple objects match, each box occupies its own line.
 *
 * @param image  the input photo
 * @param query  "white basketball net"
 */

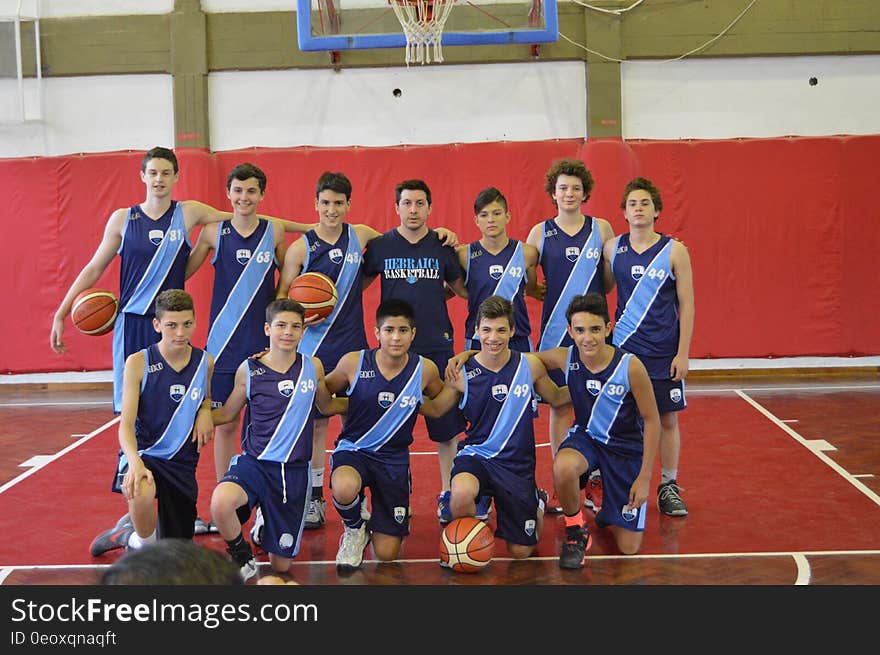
xmin=388 ymin=0 xmax=457 ymax=66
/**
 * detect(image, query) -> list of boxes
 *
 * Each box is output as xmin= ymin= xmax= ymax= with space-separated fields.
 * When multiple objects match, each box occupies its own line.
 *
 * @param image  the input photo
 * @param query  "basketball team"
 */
xmin=49 ymin=147 xmax=694 ymax=580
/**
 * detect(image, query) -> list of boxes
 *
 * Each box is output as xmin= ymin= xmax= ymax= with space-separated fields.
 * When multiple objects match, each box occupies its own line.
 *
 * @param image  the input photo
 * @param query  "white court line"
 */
xmin=0 ymin=401 xmax=113 ymax=407
xmin=792 ymin=554 xmax=811 ymax=585
xmin=5 ymin=548 xmax=878 ymax=572
xmin=689 ymin=384 xmax=880 ymax=394
xmin=0 ymin=416 xmax=120 ymax=495
xmin=735 ymin=390 xmax=880 ymax=506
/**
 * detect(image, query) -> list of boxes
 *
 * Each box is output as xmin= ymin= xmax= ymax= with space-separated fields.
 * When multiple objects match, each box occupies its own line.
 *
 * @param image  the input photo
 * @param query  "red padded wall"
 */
xmin=2 ymin=135 xmax=877 ymax=374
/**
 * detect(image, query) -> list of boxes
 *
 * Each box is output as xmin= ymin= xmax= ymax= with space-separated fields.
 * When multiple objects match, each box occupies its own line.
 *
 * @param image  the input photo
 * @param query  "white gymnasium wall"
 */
xmin=0 ymin=1 xmax=173 ymax=18
xmin=1 ymin=0 xmax=878 ymax=159
xmin=0 ymin=75 xmax=173 ymax=158
xmin=207 ymin=62 xmax=587 ymax=149
xmin=622 ymin=55 xmax=880 ymax=139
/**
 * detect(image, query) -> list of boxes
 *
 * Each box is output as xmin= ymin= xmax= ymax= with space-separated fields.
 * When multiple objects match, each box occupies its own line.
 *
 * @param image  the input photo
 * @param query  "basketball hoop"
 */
xmin=387 ymin=0 xmax=457 ymax=66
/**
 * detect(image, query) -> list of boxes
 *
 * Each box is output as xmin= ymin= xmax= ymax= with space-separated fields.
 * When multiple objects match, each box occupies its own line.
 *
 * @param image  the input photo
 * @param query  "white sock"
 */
xmin=312 ymin=467 xmax=324 ymax=494
xmin=127 ymin=529 xmax=156 ymax=550
xmin=661 ymin=469 xmax=678 ymax=485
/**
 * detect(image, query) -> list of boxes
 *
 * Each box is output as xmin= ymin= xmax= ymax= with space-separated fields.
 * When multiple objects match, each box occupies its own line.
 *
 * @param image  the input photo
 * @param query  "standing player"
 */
xmin=325 ymin=299 xmax=450 ymax=570
xmin=209 ymin=299 xmax=343 ymax=581
xmin=276 ymin=173 xmax=458 ymax=530
xmin=88 ymin=290 xmax=214 ymax=557
xmin=603 ymin=177 xmax=694 ymax=517
xmin=362 ymin=179 xmax=468 ymax=524
xmin=184 ymin=163 xmax=288 ymax=501
xmin=526 ymin=159 xmax=614 ymax=513
xmin=532 ymin=293 xmax=660 ymax=567
xmin=435 ymin=296 xmax=568 ymax=560
xmin=458 ymin=187 xmax=538 ymax=353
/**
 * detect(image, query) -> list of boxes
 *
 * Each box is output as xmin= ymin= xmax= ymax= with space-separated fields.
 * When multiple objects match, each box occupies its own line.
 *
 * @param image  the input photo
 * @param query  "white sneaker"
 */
xmin=250 ymin=506 xmax=264 ymax=547
xmin=305 ymin=498 xmax=326 ymax=530
xmin=240 ymin=558 xmax=258 ymax=582
xmin=335 ymin=523 xmax=370 ymax=571
xmin=360 ymin=497 xmax=371 ymax=523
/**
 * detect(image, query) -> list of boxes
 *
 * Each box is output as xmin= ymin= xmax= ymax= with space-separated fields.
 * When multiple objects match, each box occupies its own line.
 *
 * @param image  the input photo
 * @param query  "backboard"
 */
xmin=296 ymin=0 xmax=558 ymax=52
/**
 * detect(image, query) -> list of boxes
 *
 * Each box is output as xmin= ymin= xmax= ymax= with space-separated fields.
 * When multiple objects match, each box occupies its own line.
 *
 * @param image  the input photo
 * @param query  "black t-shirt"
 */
xmin=363 ymin=229 xmax=463 ymax=354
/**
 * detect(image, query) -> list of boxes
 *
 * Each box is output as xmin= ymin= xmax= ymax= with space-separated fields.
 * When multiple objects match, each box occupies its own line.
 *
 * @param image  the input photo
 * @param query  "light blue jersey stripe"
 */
xmin=586 ymin=353 xmax=631 ymax=445
xmin=299 ymin=227 xmax=361 ymax=357
xmin=335 ymin=357 xmax=424 ymax=453
xmin=613 ymin=240 xmax=673 ymax=349
xmin=122 ymin=204 xmax=188 ymax=315
xmin=206 ymin=225 xmax=275 ymax=361
xmin=537 ymin=218 xmax=603 ymax=350
xmin=460 ymin=355 xmax=532 ymax=459
xmin=259 ymin=356 xmax=317 ymax=462
xmin=141 ymin=350 xmax=208 ymax=460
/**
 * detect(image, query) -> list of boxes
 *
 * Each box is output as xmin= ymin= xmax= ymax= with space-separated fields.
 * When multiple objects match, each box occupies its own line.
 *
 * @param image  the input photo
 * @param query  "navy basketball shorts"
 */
xmin=451 ymin=454 xmax=541 ymax=547
xmin=558 ymin=429 xmax=647 ymax=532
xmin=331 ymin=448 xmax=411 ymax=537
xmin=222 ymin=453 xmax=310 ymax=560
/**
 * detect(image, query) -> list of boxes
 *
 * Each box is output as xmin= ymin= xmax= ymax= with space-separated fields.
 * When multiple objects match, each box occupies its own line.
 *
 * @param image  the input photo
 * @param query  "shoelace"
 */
xmin=659 ymin=483 xmax=685 ymax=502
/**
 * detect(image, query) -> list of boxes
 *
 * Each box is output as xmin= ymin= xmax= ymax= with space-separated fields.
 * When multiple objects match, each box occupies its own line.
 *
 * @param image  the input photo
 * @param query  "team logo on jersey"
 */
xmin=524 ymin=518 xmax=536 ymax=537
xmin=631 ymin=265 xmax=645 ymax=280
xmin=329 ymin=248 xmax=343 ymax=264
xmin=670 ymin=388 xmax=682 ymax=403
xmin=278 ymin=532 xmax=294 ymax=549
xmin=236 ymin=248 xmax=252 ymax=266
xmin=621 ymin=505 xmax=638 ymax=522
xmin=277 ymin=380 xmax=295 ymax=397
xmin=378 ymin=391 xmax=396 ymax=409
xmin=169 ymin=384 xmax=185 ymax=402
xmin=492 ymin=384 xmax=508 ymax=401
xmin=466 ymin=367 xmax=482 ymax=380
xmin=489 ymin=264 xmax=504 ymax=280
xmin=565 ymin=246 xmax=580 ymax=262
xmin=148 ymin=229 xmax=164 ymax=246
xmin=394 ymin=506 xmax=407 ymax=524
xmin=586 ymin=379 xmax=602 ymax=396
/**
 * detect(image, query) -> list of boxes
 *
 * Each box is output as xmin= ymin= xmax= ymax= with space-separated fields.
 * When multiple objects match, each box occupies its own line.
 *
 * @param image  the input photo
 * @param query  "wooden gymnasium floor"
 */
xmin=1 ymin=368 xmax=878 ymax=586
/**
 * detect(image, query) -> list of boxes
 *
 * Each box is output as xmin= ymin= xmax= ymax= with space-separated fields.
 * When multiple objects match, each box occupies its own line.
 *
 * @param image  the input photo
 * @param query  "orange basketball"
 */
xmin=288 ymin=272 xmax=338 ymax=322
xmin=71 ymin=288 xmax=119 ymax=336
xmin=439 ymin=516 xmax=494 ymax=573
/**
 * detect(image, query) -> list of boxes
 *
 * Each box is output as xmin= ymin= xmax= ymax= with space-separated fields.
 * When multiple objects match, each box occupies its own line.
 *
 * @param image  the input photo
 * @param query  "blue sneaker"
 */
xmin=437 ymin=491 xmax=453 ymax=524
xmin=475 ymin=495 xmax=492 ymax=521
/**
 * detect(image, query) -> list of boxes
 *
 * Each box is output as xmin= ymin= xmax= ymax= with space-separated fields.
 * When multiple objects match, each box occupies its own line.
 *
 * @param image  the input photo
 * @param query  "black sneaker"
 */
xmin=558 ymin=524 xmax=592 ymax=570
xmin=657 ymin=480 xmax=688 ymax=517
xmin=89 ymin=525 xmax=134 ymax=557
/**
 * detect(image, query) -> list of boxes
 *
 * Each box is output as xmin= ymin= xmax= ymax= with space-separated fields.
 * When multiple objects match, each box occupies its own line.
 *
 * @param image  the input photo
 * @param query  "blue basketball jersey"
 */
xmin=458 ymin=351 xmax=537 ymax=476
xmin=241 ymin=354 xmax=317 ymax=464
xmin=134 ymin=344 xmax=208 ymax=468
xmin=117 ymin=201 xmax=191 ymax=315
xmin=610 ymin=234 xmax=679 ymax=360
xmin=566 ymin=346 xmax=644 ymax=457
xmin=463 ymin=239 xmax=531 ymax=345
xmin=206 ymin=219 xmax=276 ymax=373
xmin=536 ymin=217 xmax=605 ymax=350
xmin=297 ymin=224 xmax=368 ymax=371
xmin=334 ymin=349 xmax=424 ymax=453
xmin=363 ymin=229 xmax=463 ymax=354
xmin=111 ymin=201 xmax=192 ymax=414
